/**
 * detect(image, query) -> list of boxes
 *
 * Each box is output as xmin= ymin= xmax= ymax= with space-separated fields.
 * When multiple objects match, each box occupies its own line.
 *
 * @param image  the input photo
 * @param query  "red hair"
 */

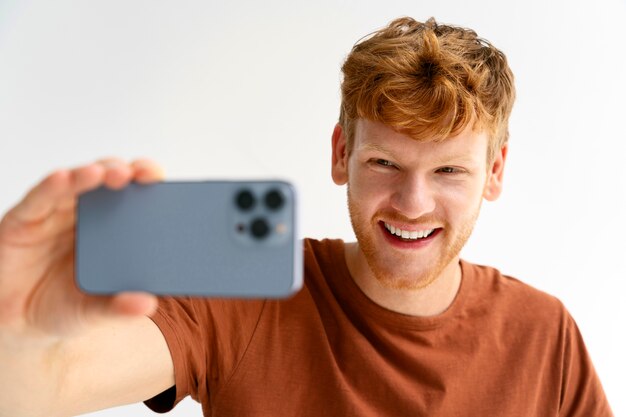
xmin=339 ymin=17 xmax=515 ymax=160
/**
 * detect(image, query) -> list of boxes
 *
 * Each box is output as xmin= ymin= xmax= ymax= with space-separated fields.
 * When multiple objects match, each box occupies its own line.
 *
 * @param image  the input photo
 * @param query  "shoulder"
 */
xmin=461 ymin=260 xmax=569 ymax=328
xmin=302 ymin=237 xmax=346 ymax=277
xmin=303 ymin=237 xmax=343 ymax=259
xmin=461 ymin=261 xmax=575 ymax=371
xmin=463 ymin=260 xmax=565 ymax=309
xmin=462 ymin=262 xmax=613 ymax=415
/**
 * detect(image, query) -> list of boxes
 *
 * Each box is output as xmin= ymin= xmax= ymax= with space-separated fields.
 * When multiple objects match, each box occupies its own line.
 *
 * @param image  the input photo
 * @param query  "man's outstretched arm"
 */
xmin=0 ymin=159 xmax=175 ymax=416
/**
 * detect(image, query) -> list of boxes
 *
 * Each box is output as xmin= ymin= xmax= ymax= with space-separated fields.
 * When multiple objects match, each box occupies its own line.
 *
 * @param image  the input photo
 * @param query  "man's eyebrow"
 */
xmin=360 ymin=143 xmax=478 ymax=165
xmin=360 ymin=143 xmax=397 ymax=157
xmin=431 ymin=154 xmax=478 ymax=165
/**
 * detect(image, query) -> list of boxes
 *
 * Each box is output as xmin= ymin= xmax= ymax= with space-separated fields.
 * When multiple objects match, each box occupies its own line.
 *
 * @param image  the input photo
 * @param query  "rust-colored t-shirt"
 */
xmin=145 ymin=238 xmax=612 ymax=416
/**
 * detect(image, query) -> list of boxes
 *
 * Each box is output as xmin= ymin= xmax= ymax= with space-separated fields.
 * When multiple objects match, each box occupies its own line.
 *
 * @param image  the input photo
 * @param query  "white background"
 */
xmin=1 ymin=0 xmax=625 ymax=416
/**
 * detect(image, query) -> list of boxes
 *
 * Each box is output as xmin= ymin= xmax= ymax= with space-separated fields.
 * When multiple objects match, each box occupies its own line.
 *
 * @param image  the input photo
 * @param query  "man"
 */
xmin=0 ymin=17 xmax=613 ymax=416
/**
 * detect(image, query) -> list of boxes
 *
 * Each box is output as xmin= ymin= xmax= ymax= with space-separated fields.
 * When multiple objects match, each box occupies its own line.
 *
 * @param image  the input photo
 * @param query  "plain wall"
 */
xmin=1 ymin=0 xmax=624 ymax=415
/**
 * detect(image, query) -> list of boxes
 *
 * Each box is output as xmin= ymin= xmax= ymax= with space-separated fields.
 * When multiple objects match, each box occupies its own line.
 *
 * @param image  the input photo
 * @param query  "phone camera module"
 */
xmin=264 ymin=189 xmax=284 ymax=210
xmin=250 ymin=218 xmax=270 ymax=239
xmin=235 ymin=189 xmax=256 ymax=211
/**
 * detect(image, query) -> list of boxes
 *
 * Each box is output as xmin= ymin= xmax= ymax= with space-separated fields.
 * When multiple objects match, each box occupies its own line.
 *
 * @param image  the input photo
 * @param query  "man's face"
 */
xmin=331 ymin=119 xmax=506 ymax=290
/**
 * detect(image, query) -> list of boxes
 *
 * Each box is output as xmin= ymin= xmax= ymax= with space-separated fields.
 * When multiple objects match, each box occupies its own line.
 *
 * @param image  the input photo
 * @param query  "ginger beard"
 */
xmin=347 ymin=183 xmax=481 ymax=290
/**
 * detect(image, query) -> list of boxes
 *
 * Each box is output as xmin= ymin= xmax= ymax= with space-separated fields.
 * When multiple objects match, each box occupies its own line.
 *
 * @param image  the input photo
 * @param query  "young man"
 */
xmin=0 ymin=17 xmax=613 ymax=416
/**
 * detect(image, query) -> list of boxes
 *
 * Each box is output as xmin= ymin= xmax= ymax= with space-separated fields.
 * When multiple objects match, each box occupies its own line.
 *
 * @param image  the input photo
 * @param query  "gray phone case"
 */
xmin=76 ymin=181 xmax=302 ymax=298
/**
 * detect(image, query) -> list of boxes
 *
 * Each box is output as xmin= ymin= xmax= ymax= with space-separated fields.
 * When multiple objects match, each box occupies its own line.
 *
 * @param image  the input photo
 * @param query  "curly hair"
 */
xmin=339 ymin=17 xmax=515 ymax=161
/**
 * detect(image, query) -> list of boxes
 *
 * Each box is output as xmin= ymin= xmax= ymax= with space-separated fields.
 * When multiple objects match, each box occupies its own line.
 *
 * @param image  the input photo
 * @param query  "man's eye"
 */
xmin=437 ymin=167 xmax=458 ymax=174
xmin=375 ymin=159 xmax=394 ymax=167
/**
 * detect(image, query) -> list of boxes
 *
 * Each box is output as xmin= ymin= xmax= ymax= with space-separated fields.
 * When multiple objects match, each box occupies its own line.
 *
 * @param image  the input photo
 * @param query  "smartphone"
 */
xmin=75 ymin=181 xmax=302 ymax=298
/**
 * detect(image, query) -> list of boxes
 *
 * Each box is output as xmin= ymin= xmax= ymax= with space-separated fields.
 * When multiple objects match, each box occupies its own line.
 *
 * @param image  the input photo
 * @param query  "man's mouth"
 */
xmin=382 ymin=222 xmax=439 ymax=242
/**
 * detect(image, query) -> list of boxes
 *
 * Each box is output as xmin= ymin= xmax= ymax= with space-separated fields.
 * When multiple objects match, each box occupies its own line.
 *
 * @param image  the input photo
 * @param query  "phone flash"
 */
xmin=275 ymin=223 xmax=287 ymax=234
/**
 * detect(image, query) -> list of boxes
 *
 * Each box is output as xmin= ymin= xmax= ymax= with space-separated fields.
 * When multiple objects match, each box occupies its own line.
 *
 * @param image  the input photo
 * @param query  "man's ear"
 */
xmin=331 ymin=123 xmax=349 ymax=185
xmin=483 ymin=145 xmax=508 ymax=201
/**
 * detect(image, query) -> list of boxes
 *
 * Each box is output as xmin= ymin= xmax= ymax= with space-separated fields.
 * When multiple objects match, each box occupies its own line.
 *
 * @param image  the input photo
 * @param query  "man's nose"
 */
xmin=389 ymin=174 xmax=436 ymax=219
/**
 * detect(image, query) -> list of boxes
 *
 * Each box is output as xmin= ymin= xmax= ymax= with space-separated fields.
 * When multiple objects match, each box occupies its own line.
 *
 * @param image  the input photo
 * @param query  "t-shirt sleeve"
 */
xmin=559 ymin=312 xmax=614 ymax=417
xmin=143 ymin=296 xmax=266 ymax=413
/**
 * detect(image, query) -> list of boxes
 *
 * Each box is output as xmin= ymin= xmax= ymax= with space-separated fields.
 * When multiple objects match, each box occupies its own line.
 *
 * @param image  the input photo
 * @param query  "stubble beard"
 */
xmin=347 ymin=185 xmax=480 ymax=291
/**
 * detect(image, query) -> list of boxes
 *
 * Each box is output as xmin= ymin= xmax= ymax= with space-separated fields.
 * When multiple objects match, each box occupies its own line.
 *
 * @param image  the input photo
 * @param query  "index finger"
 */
xmin=7 ymin=163 xmax=106 ymax=225
xmin=130 ymin=159 xmax=165 ymax=184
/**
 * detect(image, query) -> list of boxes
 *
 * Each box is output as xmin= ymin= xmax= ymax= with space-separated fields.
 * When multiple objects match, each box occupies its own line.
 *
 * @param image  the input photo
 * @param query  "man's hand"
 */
xmin=0 ymin=158 xmax=163 ymax=343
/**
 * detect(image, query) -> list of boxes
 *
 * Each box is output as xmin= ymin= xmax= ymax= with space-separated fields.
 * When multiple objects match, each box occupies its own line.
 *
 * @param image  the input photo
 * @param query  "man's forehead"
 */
xmin=353 ymin=119 xmax=489 ymax=162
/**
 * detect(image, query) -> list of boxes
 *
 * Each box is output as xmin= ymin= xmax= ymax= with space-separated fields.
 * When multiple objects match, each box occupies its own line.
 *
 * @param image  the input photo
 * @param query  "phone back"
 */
xmin=76 ymin=181 xmax=302 ymax=298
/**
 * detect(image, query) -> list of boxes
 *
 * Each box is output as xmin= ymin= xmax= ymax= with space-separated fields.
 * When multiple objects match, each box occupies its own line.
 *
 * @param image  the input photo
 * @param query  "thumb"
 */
xmin=79 ymin=292 xmax=159 ymax=324
xmin=108 ymin=292 xmax=159 ymax=317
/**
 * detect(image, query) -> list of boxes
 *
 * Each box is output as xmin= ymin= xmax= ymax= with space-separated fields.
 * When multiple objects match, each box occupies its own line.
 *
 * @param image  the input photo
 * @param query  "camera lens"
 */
xmin=264 ymin=189 xmax=284 ymax=210
xmin=235 ymin=189 xmax=255 ymax=210
xmin=250 ymin=218 xmax=270 ymax=239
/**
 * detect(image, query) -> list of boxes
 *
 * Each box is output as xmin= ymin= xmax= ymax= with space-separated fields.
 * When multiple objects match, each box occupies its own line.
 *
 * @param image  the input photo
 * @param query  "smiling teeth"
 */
xmin=384 ymin=223 xmax=435 ymax=240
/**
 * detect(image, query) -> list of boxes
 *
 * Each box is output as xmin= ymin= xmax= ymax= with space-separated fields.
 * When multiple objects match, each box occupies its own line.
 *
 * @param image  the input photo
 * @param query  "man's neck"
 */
xmin=343 ymin=242 xmax=462 ymax=317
